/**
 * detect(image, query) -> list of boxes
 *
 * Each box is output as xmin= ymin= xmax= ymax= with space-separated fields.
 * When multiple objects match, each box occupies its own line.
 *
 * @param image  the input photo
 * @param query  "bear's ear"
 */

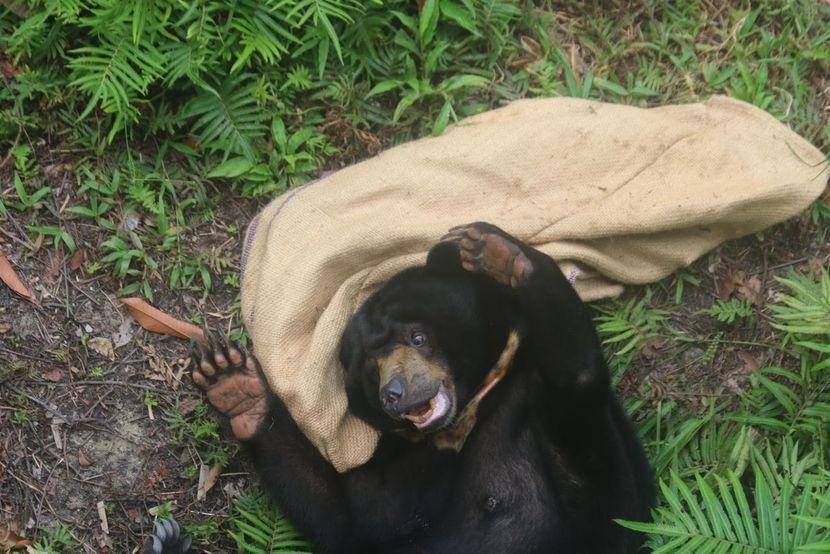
xmin=425 ymin=241 xmax=464 ymax=275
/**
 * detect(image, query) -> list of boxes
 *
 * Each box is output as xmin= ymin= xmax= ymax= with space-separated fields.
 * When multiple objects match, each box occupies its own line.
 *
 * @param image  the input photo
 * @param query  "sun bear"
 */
xmin=191 ymin=222 xmax=654 ymax=553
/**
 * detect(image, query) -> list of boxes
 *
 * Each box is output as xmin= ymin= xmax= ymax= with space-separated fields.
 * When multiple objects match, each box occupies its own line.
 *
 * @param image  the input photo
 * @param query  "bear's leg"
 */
xmin=442 ymin=222 xmax=607 ymax=407
xmin=191 ymin=332 xmax=358 ymax=553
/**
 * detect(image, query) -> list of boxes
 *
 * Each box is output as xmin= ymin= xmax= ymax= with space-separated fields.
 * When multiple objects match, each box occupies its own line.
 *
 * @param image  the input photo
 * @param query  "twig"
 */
xmin=0 ymin=461 xmax=44 ymax=495
xmin=0 ymin=345 xmax=56 ymax=363
xmin=2 ymin=383 xmax=74 ymax=423
xmin=746 ymin=257 xmax=808 ymax=276
xmin=61 ymin=266 xmax=105 ymax=307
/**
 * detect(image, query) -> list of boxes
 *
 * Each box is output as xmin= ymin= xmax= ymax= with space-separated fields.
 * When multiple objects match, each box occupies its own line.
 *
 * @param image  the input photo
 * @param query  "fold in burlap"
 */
xmin=240 ymin=96 xmax=827 ymax=473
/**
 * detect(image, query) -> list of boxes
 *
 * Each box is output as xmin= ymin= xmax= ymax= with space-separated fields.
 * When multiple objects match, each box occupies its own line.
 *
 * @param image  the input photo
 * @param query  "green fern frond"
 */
xmin=43 ymin=0 xmax=83 ymax=23
xmin=618 ymin=467 xmax=830 ymax=553
xmin=185 ymin=76 xmax=267 ymax=161
xmin=286 ymin=0 xmax=364 ymax=61
xmin=701 ymin=298 xmax=755 ymax=324
xmin=770 ymin=270 xmax=830 ymax=353
xmin=227 ymin=0 xmax=297 ymax=73
xmin=68 ymin=32 xmax=164 ymax=137
xmin=594 ymin=292 xmax=669 ymax=356
xmin=734 ymin=359 xmax=830 ymax=440
xmin=6 ymin=11 xmax=65 ymax=60
xmin=229 ymin=490 xmax=313 ymax=554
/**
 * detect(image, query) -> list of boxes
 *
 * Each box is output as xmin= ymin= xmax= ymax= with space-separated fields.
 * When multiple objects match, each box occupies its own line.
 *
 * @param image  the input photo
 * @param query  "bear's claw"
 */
xmin=191 ymin=332 xmax=269 ymax=440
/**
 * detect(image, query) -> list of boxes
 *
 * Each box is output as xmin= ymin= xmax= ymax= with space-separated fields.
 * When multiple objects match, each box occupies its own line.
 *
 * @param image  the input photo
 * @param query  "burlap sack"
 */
xmin=240 ymin=96 xmax=827 ymax=473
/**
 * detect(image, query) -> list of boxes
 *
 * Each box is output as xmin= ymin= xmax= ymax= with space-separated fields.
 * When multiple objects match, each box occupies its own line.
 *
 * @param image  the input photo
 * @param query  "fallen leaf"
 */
xmin=120 ymin=298 xmax=203 ymax=340
xmin=44 ymin=249 xmax=63 ymax=283
xmin=69 ymin=249 xmax=86 ymax=272
xmin=738 ymin=275 xmax=764 ymax=305
xmin=0 ymin=58 xmax=21 ymax=79
xmin=0 ymin=322 xmax=10 ymax=334
xmin=718 ymin=268 xmax=743 ymax=301
xmin=111 ymin=317 xmax=134 ymax=349
xmin=640 ymin=338 xmax=664 ymax=359
xmin=1 ymin=525 xmax=31 ymax=550
xmin=0 ymin=251 xmax=33 ymax=302
xmin=737 ymin=350 xmax=761 ymax=372
xmin=177 ymin=398 xmax=199 ymax=416
xmin=143 ymin=461 xmax=169 ymax=490
xmin=79 ymin=450 xmax=93 ymax=467
xmin=42 ymin=367 xmax=63 ymax=382
xmin=94 ymin=532 xmax=113 ymax=550
xmin=88 ymin=337 xmax=115 ymax=360
xmin=196 ymin=463 xmax=222 ymax=501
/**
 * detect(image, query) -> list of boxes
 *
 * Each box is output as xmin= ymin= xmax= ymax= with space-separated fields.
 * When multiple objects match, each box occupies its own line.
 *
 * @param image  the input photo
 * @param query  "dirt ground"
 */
xmin=1 ymin=161 xmax=828 ymax=552
xmin=0 ymin=173 xmax=264 ymax=552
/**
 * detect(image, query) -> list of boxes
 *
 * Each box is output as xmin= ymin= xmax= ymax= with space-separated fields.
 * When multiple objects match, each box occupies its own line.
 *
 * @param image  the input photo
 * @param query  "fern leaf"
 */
xmin=618 ymin=466 xmax=830 ymax=552
xmin=68 ymin=32 xmax=164 ymax=134
xmin=185 ymin=77 xmax=267 ymax=161
xmin=229 ymin=490 xmax=313 ymax=553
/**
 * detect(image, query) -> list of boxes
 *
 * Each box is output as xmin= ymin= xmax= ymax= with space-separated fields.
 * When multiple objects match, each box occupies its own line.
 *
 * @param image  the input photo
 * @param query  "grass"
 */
xmin=0 ymin=0 xmax=828 ymax=551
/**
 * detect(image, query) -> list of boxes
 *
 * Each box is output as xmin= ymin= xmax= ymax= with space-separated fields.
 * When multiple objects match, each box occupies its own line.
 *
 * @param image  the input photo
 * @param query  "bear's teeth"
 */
xmin=404 ymin=399 xmax=435 ymax=422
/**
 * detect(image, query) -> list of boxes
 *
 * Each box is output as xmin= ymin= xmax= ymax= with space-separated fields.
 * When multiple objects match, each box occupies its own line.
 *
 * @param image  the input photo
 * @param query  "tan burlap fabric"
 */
xmin=240 ymin=96 xmax=827 ymax=472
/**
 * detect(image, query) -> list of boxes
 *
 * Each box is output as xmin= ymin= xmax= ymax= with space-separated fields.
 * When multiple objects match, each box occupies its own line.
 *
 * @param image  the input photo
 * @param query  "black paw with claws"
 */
xmin=142 ymin=518 xmax=192 ymax=554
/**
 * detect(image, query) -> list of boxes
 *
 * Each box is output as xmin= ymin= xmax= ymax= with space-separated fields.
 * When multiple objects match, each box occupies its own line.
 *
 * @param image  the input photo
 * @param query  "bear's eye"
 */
xmin=410 ymin=331 xmax=428 ymax=348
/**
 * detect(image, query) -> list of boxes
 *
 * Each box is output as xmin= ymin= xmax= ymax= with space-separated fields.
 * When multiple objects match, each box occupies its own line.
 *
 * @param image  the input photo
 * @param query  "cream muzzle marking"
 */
xmin=432 ymin=330 xmax=520 ymax=452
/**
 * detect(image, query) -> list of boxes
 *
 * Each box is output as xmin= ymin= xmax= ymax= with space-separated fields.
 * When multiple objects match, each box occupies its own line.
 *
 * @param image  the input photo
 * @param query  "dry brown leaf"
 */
xmin=88 ymin=337 xmax=115 ymax=360
xmin=42 ymin=367 xmax=63 ymax=383
xmin=44 ymin=249 xmax=63 ymax=283
xmin=718 ymin=268 xmax=743 ymax=301
xmin=0 ymin=251 xmax=33 ymax=302
xmin=177 ymin=398 xmax=199 ymax=416
xmin=94 ymin=531 xmax=113 ymax=550
xmin=1 ymin=525 xmax=31 ymax=550
xmin=196 ymin=463 xmax=222 ymax=501
xmin=69 ymin=249 xmax=86 ymax=272
xmin=738 ymin=275 xmax=764 ymax=305
xmin=79 ymin=450 xmax=93 ymax=467
xmin=120 ymin=298 xmax=204 ymax=340
xmin=111 ymin=317 xmax=134 ymax=348
xmin=737 ymin=350 xmax=761 ymax=372
xmin=0 ymin=59 xmax=21 ymax=79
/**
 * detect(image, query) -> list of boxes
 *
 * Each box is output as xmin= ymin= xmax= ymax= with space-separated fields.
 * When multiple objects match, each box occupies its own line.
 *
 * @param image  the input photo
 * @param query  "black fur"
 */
xmin=243 ymin=224 xmax=654 ymax=553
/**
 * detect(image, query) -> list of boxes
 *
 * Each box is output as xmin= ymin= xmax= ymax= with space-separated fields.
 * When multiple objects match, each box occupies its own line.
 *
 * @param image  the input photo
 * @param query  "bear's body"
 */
xmin=193 ymin=223 xmax=654 ymax=553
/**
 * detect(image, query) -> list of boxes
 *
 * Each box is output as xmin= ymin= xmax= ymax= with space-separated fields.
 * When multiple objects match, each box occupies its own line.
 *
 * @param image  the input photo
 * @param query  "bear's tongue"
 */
xmin=402 ymin=387 xmax=451 ymax=430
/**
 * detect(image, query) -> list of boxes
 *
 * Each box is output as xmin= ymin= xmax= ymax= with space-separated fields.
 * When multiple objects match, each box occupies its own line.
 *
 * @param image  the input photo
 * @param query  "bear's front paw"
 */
xmin=191 ymin=331 xmax=269 ymax=440
xmin=442 ymin=223 xmax=533 ymax=288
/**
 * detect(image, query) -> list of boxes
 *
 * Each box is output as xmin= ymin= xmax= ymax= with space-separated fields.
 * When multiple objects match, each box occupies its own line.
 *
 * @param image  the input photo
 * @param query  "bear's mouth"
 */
xmin=401 ymin=384 xmax=452 ymax=431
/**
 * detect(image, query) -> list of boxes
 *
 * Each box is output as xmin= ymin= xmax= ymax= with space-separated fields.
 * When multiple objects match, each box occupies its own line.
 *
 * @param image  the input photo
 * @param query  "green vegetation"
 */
xmin=229 ymin=490 xmax=314 ymax=553
xmin=2 ymin=0 xmax=829 ymax=551
xmin=607 ymin=271 xmax=830 ymax=551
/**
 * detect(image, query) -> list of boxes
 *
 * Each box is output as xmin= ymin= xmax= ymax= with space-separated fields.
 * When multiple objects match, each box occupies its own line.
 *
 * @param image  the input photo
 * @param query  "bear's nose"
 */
xmin=380 ymin=376 xmax=405 ymax=409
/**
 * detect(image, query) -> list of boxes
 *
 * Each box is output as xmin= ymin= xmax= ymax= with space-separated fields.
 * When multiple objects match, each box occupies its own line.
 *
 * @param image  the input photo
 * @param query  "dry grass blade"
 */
xmin=120 ymin=297 xmax=204 ymax=340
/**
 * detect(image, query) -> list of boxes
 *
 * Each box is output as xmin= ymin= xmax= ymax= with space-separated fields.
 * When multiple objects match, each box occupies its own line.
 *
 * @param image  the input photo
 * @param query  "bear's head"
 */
xmin=339 ymin=242 xmax=513 ymax=434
